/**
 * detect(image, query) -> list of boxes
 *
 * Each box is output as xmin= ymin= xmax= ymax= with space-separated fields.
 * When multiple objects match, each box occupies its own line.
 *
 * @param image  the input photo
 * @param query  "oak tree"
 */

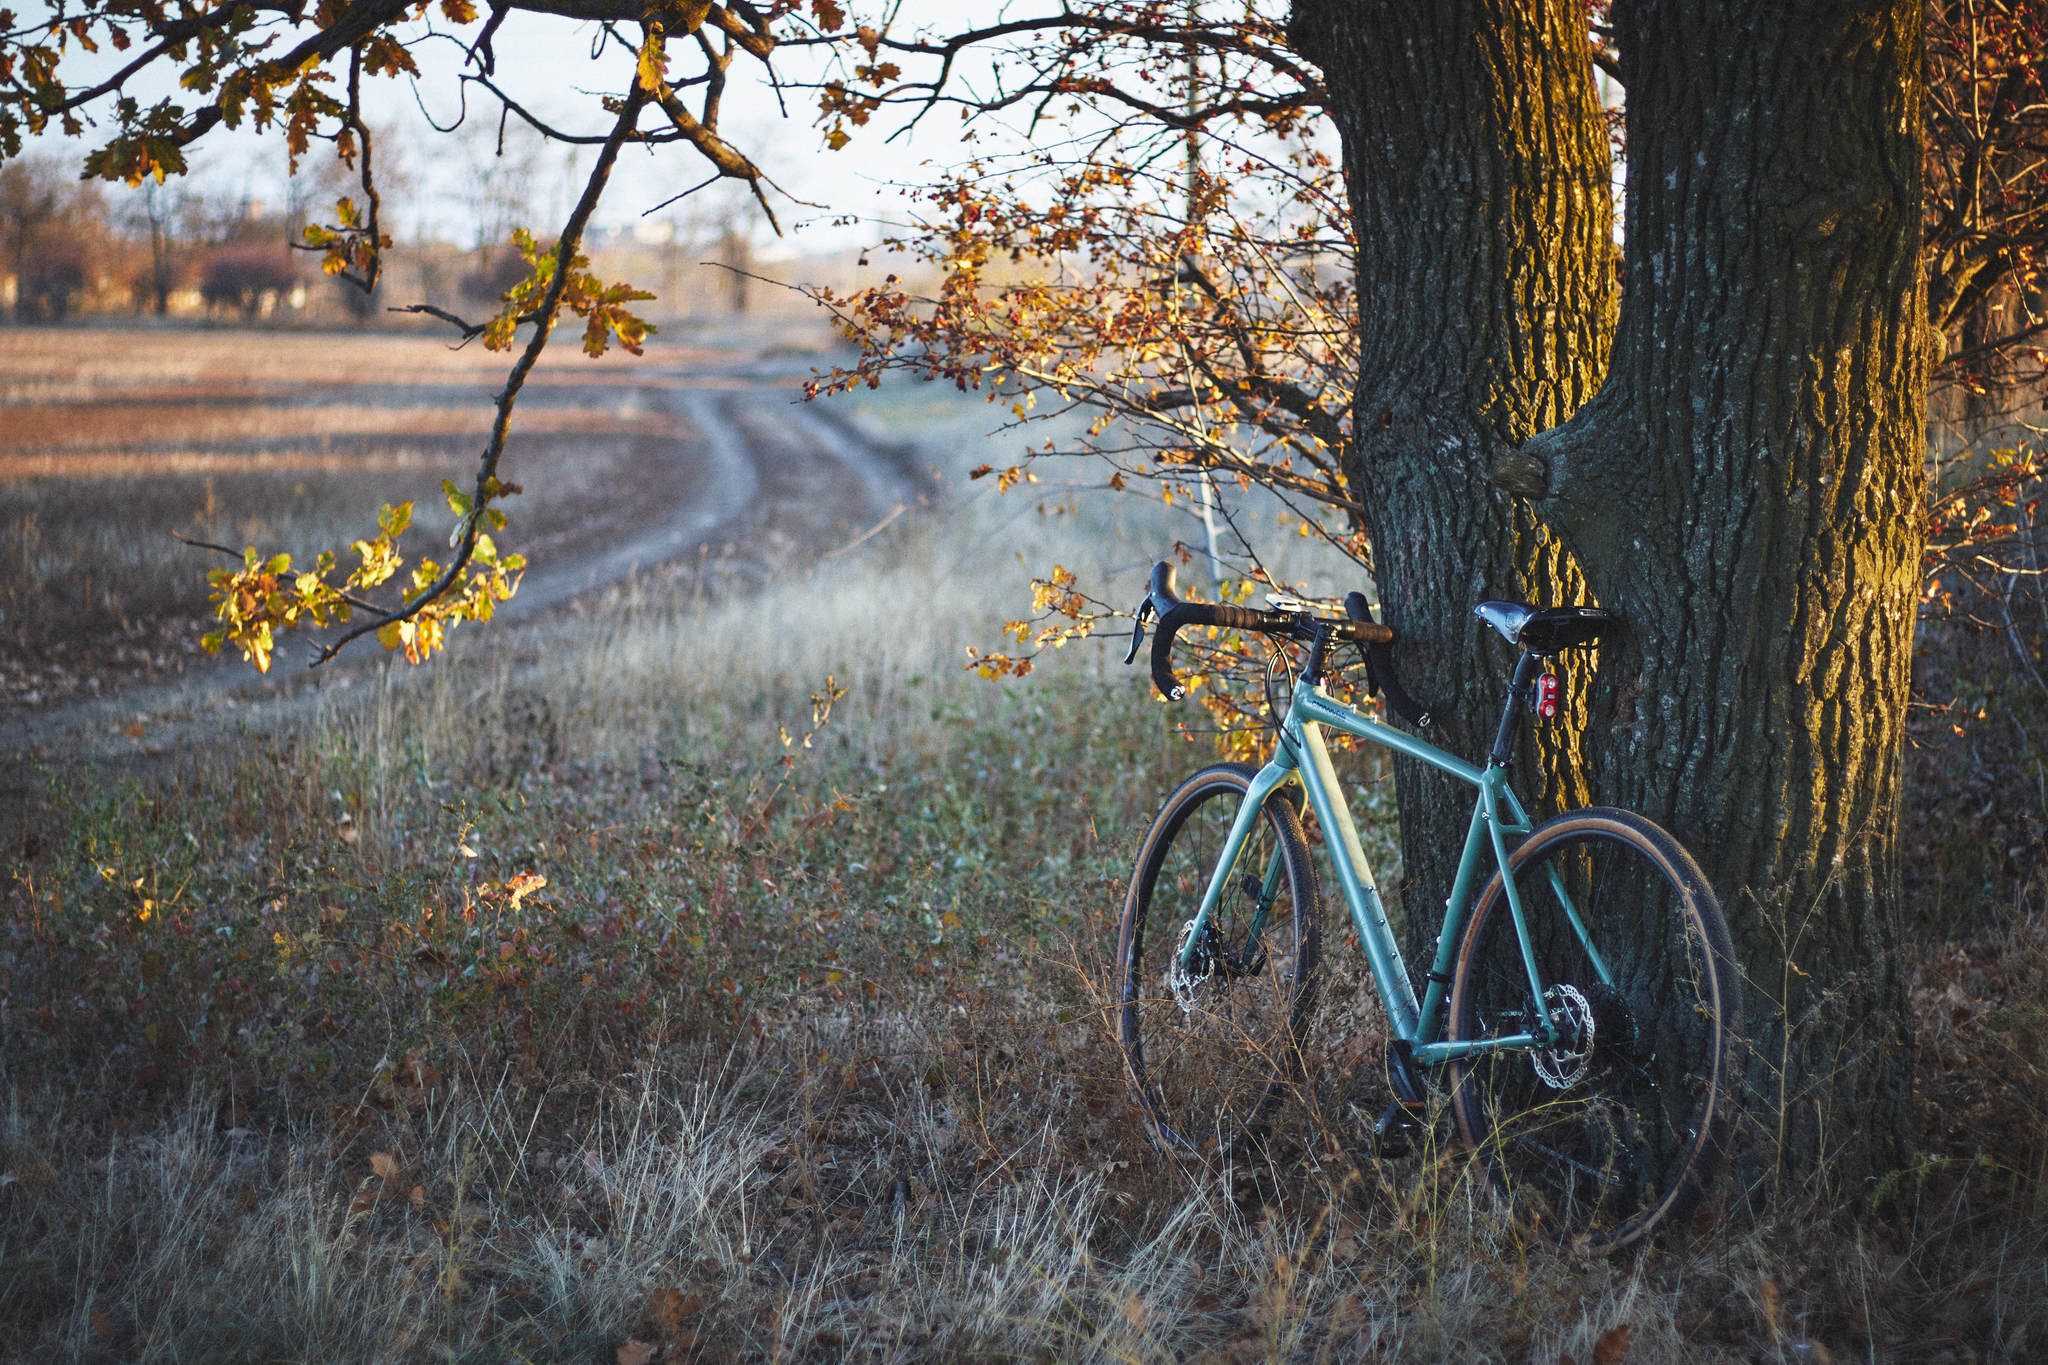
xmin=1306 ymin=0 xmax=1927 ymax=1189
xmin=825 ymin=0 xmax=1934 ymax=1189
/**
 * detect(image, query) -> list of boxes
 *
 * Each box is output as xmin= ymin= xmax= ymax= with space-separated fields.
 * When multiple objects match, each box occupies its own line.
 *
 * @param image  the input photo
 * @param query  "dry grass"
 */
xmin=4 ymin=524 xmax=2041 ymax=1362
xmin=2 ymin=327 xmax=2044 ymax=1363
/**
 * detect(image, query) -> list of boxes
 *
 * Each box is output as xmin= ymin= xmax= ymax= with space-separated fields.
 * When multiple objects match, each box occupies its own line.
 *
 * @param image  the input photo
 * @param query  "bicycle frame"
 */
xmin=1175 ymin=673 xmax=1614 ymax=1066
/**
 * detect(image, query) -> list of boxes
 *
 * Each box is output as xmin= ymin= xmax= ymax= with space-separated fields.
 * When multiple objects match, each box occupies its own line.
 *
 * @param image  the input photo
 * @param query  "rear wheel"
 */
xmin=1117 ymin=764 xmax=1321 ymax=1158
xmin=1447 ymin=808 xmax=1737 ymax=1252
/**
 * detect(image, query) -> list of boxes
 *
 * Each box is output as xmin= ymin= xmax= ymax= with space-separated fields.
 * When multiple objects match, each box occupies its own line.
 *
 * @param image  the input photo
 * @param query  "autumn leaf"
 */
xmin=1592 ymin=1325 xmax=1632 ymax=1365
xmin=616 ymin=1339 xmax=658 ymax=1365
xmin=369 ymin=1151 xmax=399 ymax=1182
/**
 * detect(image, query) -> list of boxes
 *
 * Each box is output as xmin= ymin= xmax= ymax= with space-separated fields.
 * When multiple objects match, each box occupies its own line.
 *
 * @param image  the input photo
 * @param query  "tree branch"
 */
xmin=311 ymin=78 xmax=652 ymax=665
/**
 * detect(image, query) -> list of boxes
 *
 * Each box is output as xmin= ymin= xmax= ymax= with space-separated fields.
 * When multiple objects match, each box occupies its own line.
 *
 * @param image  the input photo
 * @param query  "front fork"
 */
xmin=1174 ymin=763 xmax=1299 ymax=983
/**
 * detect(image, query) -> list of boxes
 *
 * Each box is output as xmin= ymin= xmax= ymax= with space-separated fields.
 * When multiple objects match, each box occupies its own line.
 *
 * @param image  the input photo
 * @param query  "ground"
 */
xmin=0 ymin=322 xmax=2043 ymax=1363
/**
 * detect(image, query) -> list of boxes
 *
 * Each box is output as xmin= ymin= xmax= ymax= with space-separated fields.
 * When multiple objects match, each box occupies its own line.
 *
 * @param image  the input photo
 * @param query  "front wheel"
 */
xmin=1447 ymin=808 xmax=1738 ymax=1253
xmin=1117 ymin=763 xmax=1321 ymax=1159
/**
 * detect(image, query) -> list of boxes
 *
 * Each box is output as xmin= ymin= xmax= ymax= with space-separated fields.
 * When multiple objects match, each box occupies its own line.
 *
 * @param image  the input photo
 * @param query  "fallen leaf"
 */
xmin=370 ymin=1151 xmax=399 ymax=1181
xmin=650 ymin=1286 xmax=708 ymax=1340
xmin=616 ymin=1339 xmax=658 ymax=1365
xmin=1593 ymin=1324 xmax=1631 ymax=1365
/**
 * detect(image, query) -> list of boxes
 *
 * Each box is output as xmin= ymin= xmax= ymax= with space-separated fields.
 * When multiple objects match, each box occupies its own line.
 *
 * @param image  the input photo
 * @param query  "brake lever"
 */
xmin=1123 ymin=597 xmax=1156 ymax=666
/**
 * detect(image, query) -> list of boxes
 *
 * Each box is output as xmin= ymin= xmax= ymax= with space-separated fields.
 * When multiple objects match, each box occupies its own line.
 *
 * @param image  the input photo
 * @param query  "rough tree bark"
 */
xmin=1302 ymin=0 xmax=1924 ymax=1189
xmin=1287 ymin=2 xmax=1617 ymax=930
xmin=1507 ymin=0 xmax=1926 ymax=1189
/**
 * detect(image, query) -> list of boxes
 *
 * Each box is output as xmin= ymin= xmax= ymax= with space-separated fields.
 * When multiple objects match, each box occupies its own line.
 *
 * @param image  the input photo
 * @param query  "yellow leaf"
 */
xmin=636 ymin=30 xmax=667 ymax=92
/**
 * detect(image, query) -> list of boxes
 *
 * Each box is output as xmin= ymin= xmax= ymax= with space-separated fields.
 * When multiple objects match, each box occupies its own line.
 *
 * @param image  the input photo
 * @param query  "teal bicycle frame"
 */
xmin=1175 ymin=674 xmax=1614 ymax=1065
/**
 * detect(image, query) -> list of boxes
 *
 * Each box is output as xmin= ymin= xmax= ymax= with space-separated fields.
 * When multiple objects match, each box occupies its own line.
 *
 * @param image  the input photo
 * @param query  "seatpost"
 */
xmin=1488 ymin=651 xmax=1546 ymax=768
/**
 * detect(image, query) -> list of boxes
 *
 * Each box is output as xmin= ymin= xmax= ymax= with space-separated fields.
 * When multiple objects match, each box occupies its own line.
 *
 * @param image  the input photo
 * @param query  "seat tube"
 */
xmin=1482 ymin=777 xmax=1556 ymax=1041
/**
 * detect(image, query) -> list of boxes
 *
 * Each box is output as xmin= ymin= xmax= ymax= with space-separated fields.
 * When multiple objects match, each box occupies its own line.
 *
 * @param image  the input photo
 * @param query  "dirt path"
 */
xmin=0 ymin=362 xmax=921 ymax=771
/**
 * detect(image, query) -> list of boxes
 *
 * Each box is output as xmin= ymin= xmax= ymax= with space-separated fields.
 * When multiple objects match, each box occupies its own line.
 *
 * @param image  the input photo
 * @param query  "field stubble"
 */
xmin=0 ymin=329 xmax=2043 ymax=1363
xmin=0 ymin=325 xmax=806 ymax=710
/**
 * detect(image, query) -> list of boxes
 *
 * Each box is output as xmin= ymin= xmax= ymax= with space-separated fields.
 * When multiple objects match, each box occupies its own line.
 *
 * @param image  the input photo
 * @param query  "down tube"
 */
xmin=1293 ymin=722 xmax=1420 ymax=1038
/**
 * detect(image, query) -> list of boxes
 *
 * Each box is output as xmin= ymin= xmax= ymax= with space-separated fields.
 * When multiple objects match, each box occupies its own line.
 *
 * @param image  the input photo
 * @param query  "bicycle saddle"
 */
xmin=1474 ymin=601 xmax=1617 ymax=654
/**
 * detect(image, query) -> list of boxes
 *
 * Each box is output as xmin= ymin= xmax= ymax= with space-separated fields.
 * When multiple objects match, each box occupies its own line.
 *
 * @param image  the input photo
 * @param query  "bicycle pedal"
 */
xmin=1368 ymin=1100 xmax=1425 ymax=1158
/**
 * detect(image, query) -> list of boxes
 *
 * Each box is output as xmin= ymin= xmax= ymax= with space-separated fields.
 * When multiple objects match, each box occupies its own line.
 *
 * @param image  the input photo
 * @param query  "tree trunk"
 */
xmin=1289 ymin=1 xmax=1618 ymax=933
xmin=1513 ymin=0 xmax=1926 ymax=1190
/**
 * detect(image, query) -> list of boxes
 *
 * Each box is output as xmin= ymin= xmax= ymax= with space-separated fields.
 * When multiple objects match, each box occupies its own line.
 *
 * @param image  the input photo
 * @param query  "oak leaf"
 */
xmin=1592 ymin=1325 xmax=1631 ymax=1365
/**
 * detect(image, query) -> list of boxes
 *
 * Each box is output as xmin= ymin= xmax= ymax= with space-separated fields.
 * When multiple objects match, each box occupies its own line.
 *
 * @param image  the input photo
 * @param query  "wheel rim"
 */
xmin=1449 ymin=819 xmax=1728 ymax=1249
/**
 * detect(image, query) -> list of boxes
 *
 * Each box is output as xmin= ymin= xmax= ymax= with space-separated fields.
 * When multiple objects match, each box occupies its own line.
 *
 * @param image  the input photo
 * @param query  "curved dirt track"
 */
xmin=0 ymin=340 xmax=921 ymax=769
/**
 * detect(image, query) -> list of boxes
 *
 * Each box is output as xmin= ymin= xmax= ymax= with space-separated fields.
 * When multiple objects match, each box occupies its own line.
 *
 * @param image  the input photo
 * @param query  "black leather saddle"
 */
xmin=1473 ymin=601 xmax=1617 ymax=654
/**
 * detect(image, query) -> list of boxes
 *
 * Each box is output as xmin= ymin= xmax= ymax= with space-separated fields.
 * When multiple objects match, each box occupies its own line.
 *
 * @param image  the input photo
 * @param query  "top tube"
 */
xmin=1288 ymin=682 xmax=1487 ymax=791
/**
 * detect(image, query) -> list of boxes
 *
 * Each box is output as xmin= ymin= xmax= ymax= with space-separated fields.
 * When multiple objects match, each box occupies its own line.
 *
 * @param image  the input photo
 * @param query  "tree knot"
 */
xmin=1489 ymin=447 xmax=1549 ymax=500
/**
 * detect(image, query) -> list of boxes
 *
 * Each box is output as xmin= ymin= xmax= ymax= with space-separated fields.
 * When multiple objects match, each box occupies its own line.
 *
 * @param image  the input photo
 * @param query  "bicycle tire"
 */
xmin=1446 ymin=807 xmax=1738 ymax=1252
xmin=1117 ymin=763 xmax=1322 ymax=1158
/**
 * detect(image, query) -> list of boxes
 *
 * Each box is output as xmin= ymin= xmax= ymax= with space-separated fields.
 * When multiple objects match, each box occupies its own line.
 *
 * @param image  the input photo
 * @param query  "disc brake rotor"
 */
xmin=1168 ymin=918 xmax=1215 ymax=1015
xmin=1530 ymin=983 xmax=1595 ymax=1089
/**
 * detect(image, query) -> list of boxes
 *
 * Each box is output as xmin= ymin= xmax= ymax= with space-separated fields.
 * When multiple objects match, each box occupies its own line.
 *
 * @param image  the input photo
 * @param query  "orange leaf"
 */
xmin=369 ymin=1151 xmax=399 ymax=1181
xmin=505 ymin=871 xmax=548 ymax=908
xmin=1593 ymin=1325 xmax=1631 ymax=1365
xmin=616 ymin=1340 xmax=658 ymax=1365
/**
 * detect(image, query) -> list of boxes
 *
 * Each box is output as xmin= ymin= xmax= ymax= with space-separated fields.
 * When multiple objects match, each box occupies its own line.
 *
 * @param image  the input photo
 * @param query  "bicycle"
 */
xmin=1114 ymin=560 xmax=1738 ymax=1253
